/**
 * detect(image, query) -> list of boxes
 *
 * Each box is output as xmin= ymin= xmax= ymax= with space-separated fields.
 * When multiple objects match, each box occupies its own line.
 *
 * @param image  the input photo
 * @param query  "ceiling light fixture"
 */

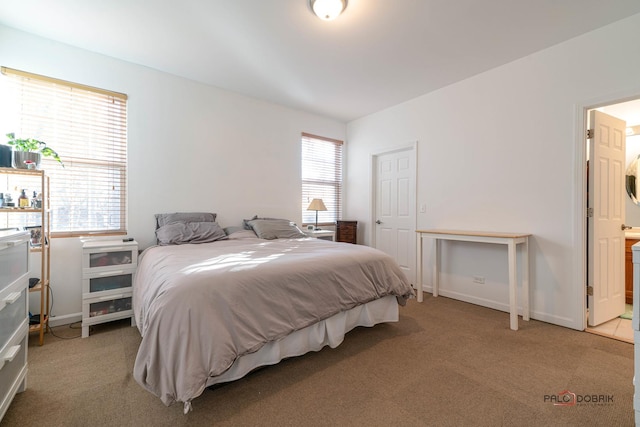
xmin=309 ymin=0 xmax=347 ymax=21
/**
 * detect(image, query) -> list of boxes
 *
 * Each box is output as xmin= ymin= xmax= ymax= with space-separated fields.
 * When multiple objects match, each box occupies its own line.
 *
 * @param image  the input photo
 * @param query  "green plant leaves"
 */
xmin=5 ymin=132 xmax=64 ymax=167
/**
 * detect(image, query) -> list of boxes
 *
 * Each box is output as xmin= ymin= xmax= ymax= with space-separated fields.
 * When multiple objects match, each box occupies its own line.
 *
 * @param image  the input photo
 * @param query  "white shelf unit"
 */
xmin=0 ymin=230 xmax=30 ymax=422
xmin=81 ymin=239 xmax=138 ymax=338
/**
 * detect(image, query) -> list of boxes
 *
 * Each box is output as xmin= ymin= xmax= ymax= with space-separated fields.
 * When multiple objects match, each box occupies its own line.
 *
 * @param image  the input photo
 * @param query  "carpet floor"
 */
xmin=2 ymin=295 xmax=635 ymax=426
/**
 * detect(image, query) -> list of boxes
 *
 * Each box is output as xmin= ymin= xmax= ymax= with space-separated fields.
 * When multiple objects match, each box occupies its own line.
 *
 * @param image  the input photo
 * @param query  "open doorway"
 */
xmin=585 ymin=98 xmax=640 ymax=343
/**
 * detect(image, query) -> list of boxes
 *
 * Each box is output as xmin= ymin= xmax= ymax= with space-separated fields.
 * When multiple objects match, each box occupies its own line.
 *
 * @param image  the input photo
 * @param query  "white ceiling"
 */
xmin=1 ymin=0 xmax=640 ymax=122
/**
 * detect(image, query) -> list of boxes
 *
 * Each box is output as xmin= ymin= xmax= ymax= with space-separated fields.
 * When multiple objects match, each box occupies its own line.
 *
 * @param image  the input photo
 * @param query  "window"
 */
xmin=301 ymin=133 xmax=343 ymax=225
xmin=1 ymin=67 xmax=128 ymax=236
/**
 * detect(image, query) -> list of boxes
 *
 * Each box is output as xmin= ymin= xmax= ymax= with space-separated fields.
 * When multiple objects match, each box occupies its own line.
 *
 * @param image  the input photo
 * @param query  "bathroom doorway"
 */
xmin=585 ymin=98 xmax=640 ymax=343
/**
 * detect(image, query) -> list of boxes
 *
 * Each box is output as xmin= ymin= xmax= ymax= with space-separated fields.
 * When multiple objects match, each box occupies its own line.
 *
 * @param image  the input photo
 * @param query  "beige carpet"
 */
xmin=2 ymin=296 xmax=635 ymax=427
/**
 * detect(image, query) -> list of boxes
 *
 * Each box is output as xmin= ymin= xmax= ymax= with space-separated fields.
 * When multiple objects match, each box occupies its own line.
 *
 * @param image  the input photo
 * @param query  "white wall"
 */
xmin=345 ymin=13 xmax=640 ymax=330
xmin=0 ymin=25 xmax=346 ymax=324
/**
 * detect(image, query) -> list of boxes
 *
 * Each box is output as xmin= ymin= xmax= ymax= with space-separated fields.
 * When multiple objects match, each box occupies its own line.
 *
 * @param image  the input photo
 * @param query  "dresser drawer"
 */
xmin=83 ymin=293 xmax=133 ymax=325
xmin=0 ymin=233 xmax=29 ymax=295
xmin=82 ymin=268 xmax=135 ymax=299
xmin=338 ymin=229 xmax=355 ymax=240
xmin=82 ymin=241 xmax=138 ymax=275
xmin=0 ymin=328 xmax=28 ymax=419
xmin=0 ymin=284 xmax=27 ymax=352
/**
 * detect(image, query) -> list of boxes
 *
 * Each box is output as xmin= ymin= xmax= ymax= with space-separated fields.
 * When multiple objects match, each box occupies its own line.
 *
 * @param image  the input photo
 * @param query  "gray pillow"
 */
xmin=226 ymin=229 xmax=260 ymax=240
xmin=156 ymin=221 xmax=228 ymax=245
xmin=223 ymin=226 xmax=244 ymax=235
xmin=155 ymin=212 xmax=217 ymax=229
xmin=242 ymin=215 xmax=280 ymax=230
xmin=246 ymin=219 xmax=306 ymax=240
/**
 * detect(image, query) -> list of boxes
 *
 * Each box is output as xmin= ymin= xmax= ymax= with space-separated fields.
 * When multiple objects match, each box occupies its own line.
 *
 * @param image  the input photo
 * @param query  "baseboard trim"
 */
xmin=419 ymin=285 xmax=581 ymax=330
xmin=48 ymin=312 xmax=82 ymax=327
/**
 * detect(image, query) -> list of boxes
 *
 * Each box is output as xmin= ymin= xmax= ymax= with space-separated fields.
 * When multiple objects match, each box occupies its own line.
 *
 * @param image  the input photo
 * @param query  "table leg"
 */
xmin=433 ymin=238 xmax=440 ymax=297
xmin=508 ymin=240 xmax=518 ymax=330
xmin=522 ymin=237 xmax=530 ymax=321
xmin=416 ymin=233 xmax=423 ymax=302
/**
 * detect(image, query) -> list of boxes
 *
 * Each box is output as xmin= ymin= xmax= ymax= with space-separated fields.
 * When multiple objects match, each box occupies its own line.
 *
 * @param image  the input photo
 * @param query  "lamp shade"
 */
xmin=307 ymin=198 xmax=327 ymax=211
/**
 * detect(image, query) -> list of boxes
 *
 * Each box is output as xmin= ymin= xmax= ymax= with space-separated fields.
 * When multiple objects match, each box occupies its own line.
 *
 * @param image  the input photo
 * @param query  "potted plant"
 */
xmin=5 ymin=132 xmax=64 ymax=169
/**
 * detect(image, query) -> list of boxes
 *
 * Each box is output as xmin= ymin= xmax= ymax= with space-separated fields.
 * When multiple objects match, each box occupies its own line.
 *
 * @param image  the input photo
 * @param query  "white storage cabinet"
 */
xmin=81 ymin=239 xmax=138 ymax=338
xmin=0 ymin=230 xmax=29 ymax=422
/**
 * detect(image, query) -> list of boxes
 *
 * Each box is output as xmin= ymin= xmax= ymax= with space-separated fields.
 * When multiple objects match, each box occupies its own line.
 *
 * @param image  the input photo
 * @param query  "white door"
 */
xmin=588 ymin=110 xmax=626 ymax=326
xmin=373 ymin=147 xmax=416 ymax=281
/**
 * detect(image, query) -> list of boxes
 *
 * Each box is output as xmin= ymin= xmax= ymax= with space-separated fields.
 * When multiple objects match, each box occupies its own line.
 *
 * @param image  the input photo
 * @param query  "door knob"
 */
xmin=375 ymin=220 xmax=382 ymax=224
xmin=622 ymin=224 xmax=632 ymax=230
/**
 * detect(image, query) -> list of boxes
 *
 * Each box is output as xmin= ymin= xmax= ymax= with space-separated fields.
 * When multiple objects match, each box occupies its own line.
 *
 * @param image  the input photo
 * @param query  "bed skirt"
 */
xmin=202 ymin=295 xmax=399 ymax=392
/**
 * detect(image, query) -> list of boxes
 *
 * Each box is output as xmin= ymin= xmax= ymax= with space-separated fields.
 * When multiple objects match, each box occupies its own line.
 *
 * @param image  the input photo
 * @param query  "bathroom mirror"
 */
xmin=626 ymin=155 xmax=640 ymax=205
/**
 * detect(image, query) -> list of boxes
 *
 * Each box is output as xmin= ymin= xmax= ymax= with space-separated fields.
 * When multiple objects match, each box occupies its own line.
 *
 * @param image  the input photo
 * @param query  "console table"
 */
xmin=416 ymin=229 xmax=531 ymax=330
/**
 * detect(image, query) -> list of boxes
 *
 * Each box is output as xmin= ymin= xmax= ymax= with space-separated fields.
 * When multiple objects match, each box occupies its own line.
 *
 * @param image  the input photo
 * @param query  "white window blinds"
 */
xmin=1 ymin=67 xmax=128 ymax=236
xmin=301 ymin=132 xmax=343 ymax=225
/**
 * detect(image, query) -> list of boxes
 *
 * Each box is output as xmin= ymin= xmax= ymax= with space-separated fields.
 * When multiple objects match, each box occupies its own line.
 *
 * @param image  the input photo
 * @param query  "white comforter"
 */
xmin=133 ymin=236 xmax=413 ymax=408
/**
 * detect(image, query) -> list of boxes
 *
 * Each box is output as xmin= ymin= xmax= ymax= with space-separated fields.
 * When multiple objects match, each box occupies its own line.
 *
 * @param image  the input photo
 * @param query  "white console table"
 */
xmin=416 ymin=229 xmax=531 ymax=331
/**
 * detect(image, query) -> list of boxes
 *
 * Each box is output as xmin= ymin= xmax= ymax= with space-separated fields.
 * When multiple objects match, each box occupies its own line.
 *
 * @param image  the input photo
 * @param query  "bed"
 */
xmin=132 ymin=213 xmax=414 ymax=412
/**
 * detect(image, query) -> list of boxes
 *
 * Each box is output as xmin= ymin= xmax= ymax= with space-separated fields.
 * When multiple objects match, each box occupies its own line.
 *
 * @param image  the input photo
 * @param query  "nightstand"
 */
xmin=81 ymin=239 xmax=138 ymax=337
xmin=304 ymin=229 xmax=335 ymax=241
xmin=336 ymin=220 xmax=357 ymax=244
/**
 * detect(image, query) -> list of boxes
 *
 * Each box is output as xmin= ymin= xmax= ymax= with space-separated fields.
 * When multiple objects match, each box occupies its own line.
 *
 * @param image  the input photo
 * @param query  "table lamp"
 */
xmin=307 ymin=198 xmax=327 ymax=230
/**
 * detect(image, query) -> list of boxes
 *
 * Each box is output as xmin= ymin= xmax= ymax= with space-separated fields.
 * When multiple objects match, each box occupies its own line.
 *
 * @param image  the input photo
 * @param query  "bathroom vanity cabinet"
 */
xmin=626 ymin=238 xmax=638 ymax=305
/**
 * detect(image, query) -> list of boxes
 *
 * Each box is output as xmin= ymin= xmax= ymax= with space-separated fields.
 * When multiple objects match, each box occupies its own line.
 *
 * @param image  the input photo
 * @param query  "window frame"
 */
xmin=301 ymin=132 xmax=343 ymax=227
xmin=1 ymin=67 xmax=128 ymax=237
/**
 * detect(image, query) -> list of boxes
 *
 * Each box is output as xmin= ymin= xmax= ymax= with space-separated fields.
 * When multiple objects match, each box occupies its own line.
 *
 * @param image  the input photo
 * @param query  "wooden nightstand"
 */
xmin=336 ymin=220 xmax=357 ymax=244
xmin=304 ymin=229 xmax=335 ymax=241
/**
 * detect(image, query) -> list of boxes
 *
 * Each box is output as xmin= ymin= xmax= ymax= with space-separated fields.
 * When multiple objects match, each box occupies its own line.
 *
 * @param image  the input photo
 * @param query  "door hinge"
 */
xmin=587 ymin=286 xmax=593 ymax=296
xmin=587 ymin=207 xmax=593 ymax=217
xmin=587 ymin=129 xmax=594 ymax=139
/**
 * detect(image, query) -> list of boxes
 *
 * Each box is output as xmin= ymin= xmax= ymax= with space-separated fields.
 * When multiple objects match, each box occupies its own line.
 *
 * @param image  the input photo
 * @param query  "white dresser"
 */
xmin=0 ymin=230 xmax=29 ymax=422
xmin=81 ymin=239 xmax=138 ymax=338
